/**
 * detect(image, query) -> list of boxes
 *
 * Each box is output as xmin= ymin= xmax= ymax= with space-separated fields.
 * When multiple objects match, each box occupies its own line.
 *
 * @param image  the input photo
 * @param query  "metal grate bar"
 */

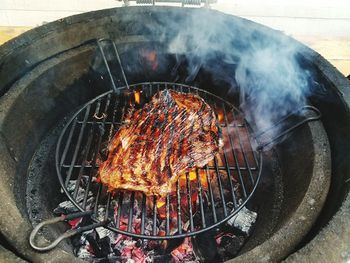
xmin=222 ymin=146 xmax=238 ymax=209
xmin=222 ymin=107 xmax=248 ymax=198
xmin=221 ymin=104 xmax=240 ymax=207
xmin=73 ymin=132 xmax=93 ymax=199
xmin=176 ymin=181 xmax=182 ymax=234
xmin=196 ymin=169 xmax=206 ymax=228
xmin=60 ymin=117 xmax=77 ymax=167
xmin=115 ymin=192 xmax=124 ymax=228
xmin=128 ymin=192 xmax=135 ymax=232
xmin=152 ymin=196 xmax=158 ymax=235
xmin=107 ymin=97 xmax=120 ymax=143
xmin=93 ymin=183 xmax=103 ymax=215
xmin=65 ymin=106 xmax=91 ymax=186
xmin=205 ymin=165 xmax=217 ymax=223
xmin=186 ymin=173 xmax=194 ymax=232
xmin=214 ymin=157 xmax=228 ymax=217
xmin=82 ymin=96 xmax=111 ymax=209
xmin=166 ymin=194 xmax=170 ymax=235
xmin=104 ymin=192 xmax=112 ymax=221
xmin=62 ymin=163 xmax=257 ymax=171
xmin=140 ymin=194 xmax=147 ymax=235
xmin=82 ymin=101 xmax=103 ymax=209
xmin=76 ymin=121 xmax=245 ymax=127
xmin=231 ymin=109 xmax=255 ymax=185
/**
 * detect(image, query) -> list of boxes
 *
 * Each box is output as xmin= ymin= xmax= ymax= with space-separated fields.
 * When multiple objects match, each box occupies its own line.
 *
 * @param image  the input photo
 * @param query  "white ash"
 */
xmin=76 ymin=230 xmax=94 ymax=260
xmin=143 ymin=219 xmax=155 ymax=236
xmin=95 ymin=206 xmax=107 ymax=222
xmin=57 ymin=200 xmax=77 ymax=211
xmin=183 ymin=220 xmax=190 ymax=232
xmin=95 ymin=227 xmax=113 ymax=240
xmin=227 ymin=207 xmax=257 ymax=235
xmin=76 ymin=246 xmax=92 ymax=260
xmin=59 ymin=178 xmax=95 ymax=211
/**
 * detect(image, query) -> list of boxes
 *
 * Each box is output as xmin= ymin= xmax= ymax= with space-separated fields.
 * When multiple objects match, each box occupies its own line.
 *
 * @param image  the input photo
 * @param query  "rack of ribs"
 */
xmin=98 ymin=89 xmax=222 ymax=197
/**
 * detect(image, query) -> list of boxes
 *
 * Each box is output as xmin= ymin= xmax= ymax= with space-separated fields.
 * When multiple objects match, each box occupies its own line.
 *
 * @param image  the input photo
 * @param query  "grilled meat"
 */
xmin=99 ymin=89 xmax=221 ymax=196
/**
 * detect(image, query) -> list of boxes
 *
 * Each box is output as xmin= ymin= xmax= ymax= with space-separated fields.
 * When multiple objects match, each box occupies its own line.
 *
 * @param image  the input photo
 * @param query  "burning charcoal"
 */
xmin=170 ymin=238 xmax=198 ymax=263
xmin=115 ymin=239 xmax=148 ymax=262
xmin=76 ymin=246 xmax=93 ymax=260
xmin=66 ymin=180 xmax=78 ymax=192
xmin=53 ymin=200 xmax=79 ymax=215
xmin=85 ymin=230 xmax=112 ymax=258
xmin=192 ymin=231 xmax=219 ymax=263
xmin=216 ymin=233 xmax=244 ymax=259
xmin=112 ymin=246 xmax=121 ymax=257
xmin=153 ymin=254 xmax=173 ymax=263
xmin=161 ymin=238 xmax=185 ymax=255
xmin=96 ymin=227 xmax=113 ymax=240
xmin=94 ymin=257 xmax=127 ymax=263
xmin=227 ymin=207 xmax=257 ymax=235
xmin=71 ymin=231 xmax=87 ymax=250
xmin=95 ymin=206 xmax=107 ymax=222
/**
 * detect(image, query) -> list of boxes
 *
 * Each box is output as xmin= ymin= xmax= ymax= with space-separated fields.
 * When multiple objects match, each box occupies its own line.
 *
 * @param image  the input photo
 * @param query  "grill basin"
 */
xmin=0 ymin=6 xmax=337 ymax=263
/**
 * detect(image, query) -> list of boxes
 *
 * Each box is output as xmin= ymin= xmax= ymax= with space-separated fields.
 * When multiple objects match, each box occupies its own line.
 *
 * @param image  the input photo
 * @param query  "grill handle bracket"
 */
xmin=254 ymin=105 xmax=321 ymax=151
xmin=97 ymin=38 xmax=130 ymax=94
xmin=29 ymin=210 xmax=108 ymax=252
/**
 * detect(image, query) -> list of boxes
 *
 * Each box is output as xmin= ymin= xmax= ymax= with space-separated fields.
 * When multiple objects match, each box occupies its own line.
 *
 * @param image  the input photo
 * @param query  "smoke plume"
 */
xmin=163 ymin=8 xmax=313 ymax=146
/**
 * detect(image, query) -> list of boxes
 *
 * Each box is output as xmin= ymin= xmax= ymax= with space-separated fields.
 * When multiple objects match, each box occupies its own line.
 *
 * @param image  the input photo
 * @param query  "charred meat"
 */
xmin=99 ymin=90 xmax=221 ymax=196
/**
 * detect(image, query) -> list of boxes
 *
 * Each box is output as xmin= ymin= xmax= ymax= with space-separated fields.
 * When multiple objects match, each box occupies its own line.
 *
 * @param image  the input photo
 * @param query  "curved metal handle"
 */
xmin=254 ymin=105 xmax=322 ymax=150
xmin=29 ymin=211 xmax=108 ymax=251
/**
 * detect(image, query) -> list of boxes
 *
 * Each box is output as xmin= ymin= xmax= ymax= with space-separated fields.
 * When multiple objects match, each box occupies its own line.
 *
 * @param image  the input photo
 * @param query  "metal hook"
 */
xmin=29 ymin=210 xmax=108 ymax=251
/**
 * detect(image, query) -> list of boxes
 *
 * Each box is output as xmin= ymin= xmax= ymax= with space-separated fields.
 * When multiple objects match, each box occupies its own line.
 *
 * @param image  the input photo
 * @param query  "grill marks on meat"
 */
xmin=99 ymin=90 xmax=221 ymax=196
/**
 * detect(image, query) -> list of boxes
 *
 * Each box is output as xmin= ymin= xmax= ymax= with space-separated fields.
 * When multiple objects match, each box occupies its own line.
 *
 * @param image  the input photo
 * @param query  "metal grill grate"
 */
xmin=56 ymin=82 xmax=262 ymax=239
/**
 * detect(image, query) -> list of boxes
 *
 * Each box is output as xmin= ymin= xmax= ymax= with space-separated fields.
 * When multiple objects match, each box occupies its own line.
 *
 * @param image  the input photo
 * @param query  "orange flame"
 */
xmin=134 ymin=90 xmax=141 ymax=105
xmin=142 ymin=50 xmax=158 ymax=71
xmin=156 ymin=169 xmax=209 ymax=212
xmin=217 ymin=111 xmax=224 ymax=123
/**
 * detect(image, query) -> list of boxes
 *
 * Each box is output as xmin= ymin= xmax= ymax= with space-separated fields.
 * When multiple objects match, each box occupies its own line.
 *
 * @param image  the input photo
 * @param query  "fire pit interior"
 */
xmin=1 ymin=6 xmax=345 ymax=263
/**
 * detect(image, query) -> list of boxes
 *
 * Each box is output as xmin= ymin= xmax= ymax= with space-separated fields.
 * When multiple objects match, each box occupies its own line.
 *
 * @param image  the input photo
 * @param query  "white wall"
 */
xmin=0 ymin=0 xmax=350 ymax=37
xmin=215 ymin=0 xmax=350 ymax=37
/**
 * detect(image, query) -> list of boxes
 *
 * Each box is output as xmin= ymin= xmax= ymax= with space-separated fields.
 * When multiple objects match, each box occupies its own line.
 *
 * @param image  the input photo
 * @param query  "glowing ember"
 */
xmin=217 ymin=110 xmax=224 ymax=123
xmin=56 ymin=176 xmax=254 ymax=262
xmin=171 ymin=238 xmax=196 ymax=262
xmin=156 ymin=169 xmax=209 ymax=217
xmin=134 ymin=90 xmax=141 ymax=105
xmin=141 ymin=50 xmax=158 ymax=71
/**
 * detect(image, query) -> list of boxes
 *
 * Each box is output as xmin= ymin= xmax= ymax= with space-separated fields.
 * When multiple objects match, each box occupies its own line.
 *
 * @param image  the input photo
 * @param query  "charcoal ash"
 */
xmin=53 ymin=200 xmax=79 ymax=215
xmin=192 ymin=230 xmax=220 ymax=262
xmin=216 ymin=233 xmax=245 ymax=260
xmin=54 ymin=176 xmax=257 ymax=263
xmin=227 ymin=206 xmax=257 ymax=235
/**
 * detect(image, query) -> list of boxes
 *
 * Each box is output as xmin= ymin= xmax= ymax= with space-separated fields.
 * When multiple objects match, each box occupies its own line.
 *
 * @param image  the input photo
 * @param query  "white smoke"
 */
xmin=164 ymin=9 xmax=313 ymax=144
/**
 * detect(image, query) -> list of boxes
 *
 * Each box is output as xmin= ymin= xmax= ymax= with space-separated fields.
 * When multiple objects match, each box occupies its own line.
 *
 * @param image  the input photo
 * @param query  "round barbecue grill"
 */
xmin=28 ymin=39 xmax=323 ymax=251
xmin=55 ymin=82 xmax=263 ymax=240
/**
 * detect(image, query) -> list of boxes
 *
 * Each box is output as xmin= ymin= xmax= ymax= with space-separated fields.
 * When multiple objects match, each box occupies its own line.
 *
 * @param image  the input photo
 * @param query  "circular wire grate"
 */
xmin=56 ymin=82 xmax=262 ymax=239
